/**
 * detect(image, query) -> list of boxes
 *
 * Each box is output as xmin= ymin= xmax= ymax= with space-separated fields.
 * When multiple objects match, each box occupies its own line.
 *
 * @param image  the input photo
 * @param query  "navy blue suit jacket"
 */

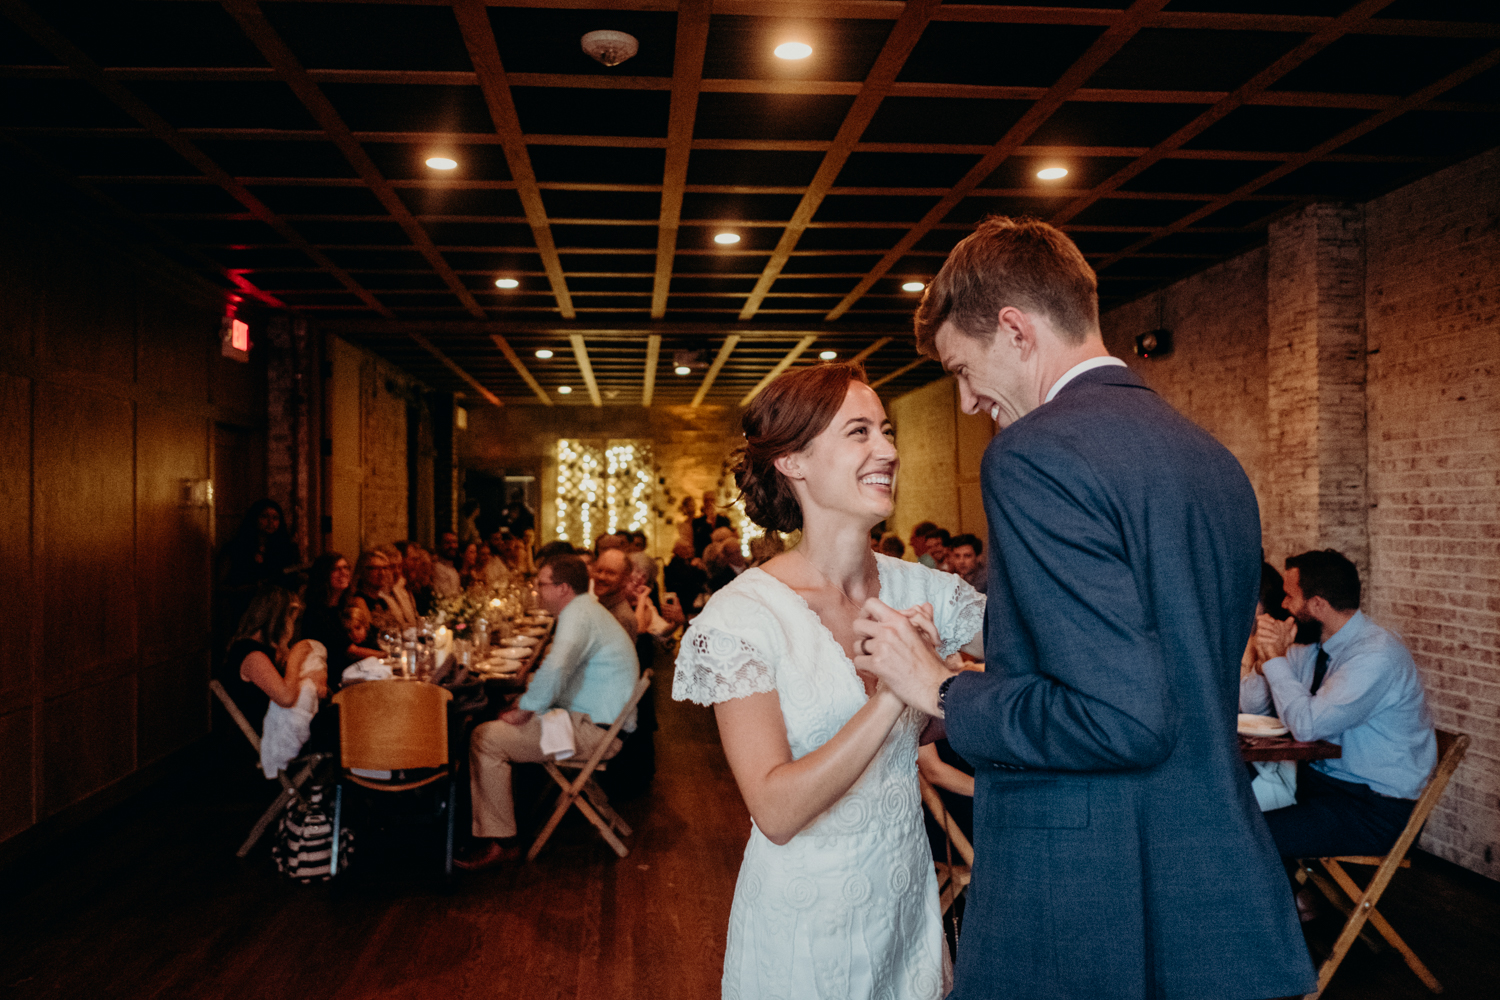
xmin=945 ymin=365 xmax=1315 ymax=999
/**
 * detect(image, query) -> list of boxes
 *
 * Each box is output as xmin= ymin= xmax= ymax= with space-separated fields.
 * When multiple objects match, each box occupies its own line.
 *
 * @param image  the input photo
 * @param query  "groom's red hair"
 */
xmin=734 ymin=361 xmax=867 ymax=534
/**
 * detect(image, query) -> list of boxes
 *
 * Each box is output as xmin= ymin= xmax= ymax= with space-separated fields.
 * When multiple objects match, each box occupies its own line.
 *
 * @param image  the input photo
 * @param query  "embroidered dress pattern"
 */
xmin=675 ymin=554 xmax=985 ymax=1000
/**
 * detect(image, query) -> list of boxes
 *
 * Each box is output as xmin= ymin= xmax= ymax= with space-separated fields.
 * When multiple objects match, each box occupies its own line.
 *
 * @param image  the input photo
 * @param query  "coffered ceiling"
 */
xmin=3 ymin=0 xmax=1497 ymax=405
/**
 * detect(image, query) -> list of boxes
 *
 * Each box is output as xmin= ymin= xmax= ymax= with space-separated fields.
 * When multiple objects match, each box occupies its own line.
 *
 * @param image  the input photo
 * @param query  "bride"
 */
xmin=673 ymin=361 xmax=985 ymax=999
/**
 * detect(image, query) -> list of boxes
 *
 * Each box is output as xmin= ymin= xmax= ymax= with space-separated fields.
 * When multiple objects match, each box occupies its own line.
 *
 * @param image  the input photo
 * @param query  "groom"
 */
xmin=855 ymin=217 xmax=1315 ymax=999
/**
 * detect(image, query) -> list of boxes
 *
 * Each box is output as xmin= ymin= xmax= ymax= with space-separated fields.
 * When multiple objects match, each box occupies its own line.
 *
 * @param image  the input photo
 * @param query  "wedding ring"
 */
xmin=859 ymin=637 xmax=871 ymax=656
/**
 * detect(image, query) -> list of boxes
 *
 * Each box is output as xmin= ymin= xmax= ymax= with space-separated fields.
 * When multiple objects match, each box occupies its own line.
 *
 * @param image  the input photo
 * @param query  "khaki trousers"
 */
xmin=469 ymin=711 xmax=621 ymax=838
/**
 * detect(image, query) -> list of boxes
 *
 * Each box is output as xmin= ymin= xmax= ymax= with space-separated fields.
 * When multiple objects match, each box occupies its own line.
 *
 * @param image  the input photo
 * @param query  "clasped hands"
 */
xmin=1249 ymin=613 xmax=1298 ymax=672
xmin=852 ymin=600 xmax=962 ymax=718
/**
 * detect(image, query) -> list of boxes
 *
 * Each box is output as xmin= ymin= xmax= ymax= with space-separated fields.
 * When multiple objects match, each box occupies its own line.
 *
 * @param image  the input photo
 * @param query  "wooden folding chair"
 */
xmin=920 ymin=776 xmax=975 ymax=919
xmin=528 ymin=669 xmax=653 ymax=862
xmin=329 ymin=680 xmax=456 ymax=878
xmin=209 ymin=679 xmax=329 ymax=858
xmin=1296 ymin=728 xmax=1470 ymax=1000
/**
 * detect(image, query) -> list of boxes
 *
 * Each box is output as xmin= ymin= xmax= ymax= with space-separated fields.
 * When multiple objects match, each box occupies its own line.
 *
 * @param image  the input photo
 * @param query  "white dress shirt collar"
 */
xmin=1044 ymin=355 xmax=1128 ymax=404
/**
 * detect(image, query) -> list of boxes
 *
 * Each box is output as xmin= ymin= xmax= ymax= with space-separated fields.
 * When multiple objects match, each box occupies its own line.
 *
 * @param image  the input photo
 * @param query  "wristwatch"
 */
xmin=936 ymin=673 xmax=958 ymax=718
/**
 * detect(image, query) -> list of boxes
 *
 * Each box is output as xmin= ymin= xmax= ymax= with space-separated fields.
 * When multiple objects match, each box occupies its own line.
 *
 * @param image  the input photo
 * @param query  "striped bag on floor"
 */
xmin=271 ymin=785 xmax=352 ymax=882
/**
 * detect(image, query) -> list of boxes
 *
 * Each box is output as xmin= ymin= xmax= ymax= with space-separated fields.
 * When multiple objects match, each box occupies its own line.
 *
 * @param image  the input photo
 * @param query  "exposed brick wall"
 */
xmin=1266 ymin=204 xmax=1369 ymax=576
xmin=1365 ymin=147 xmax=1500 ymax=878
xmin=886 ymin=378 xmax=994 ymax=552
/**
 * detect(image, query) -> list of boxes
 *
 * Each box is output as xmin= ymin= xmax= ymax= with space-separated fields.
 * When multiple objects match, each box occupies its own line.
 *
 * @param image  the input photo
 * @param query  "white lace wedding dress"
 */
xmin=674 ymin=554 xmax=985 ymax=1000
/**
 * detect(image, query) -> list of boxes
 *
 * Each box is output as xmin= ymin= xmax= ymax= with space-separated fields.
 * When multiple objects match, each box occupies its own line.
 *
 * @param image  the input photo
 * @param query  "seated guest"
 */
xmin=626 ymin=530 xmax=648 ymax=553
xmin=628 ymin=551 xmax=685 ymax=635
xmin=704 ymin=536 xmax=746 ymax=594
xmin=947 ymin=533 xmax=987 ymax=594
xmin=1243 ymin=549 xmax=1437 ymax=865
xmin=459 ymin=555 xmax=639 ymax=869
xmin=535 ymin=540 xmax=576 ymax=563
xmin=399 ymin=543 xmax=437 ymax=616
xmin=433 ymin=531 xmax=462 ymax=598
xmin=300 ymin=551 xmax=352 ymax=660
xmin=482 ymin=533 xmax=511 ymax=587
xmin=692 ymin=491 xmax=731 ymax=556
xmin=663 ymin=538 xmax=709 ymax=617
xmin=457 ymin=541 xmax=482 ymax=590
xmin=879 ymin=533 xmax=906 ymax=559
xmin=592 ymin=547 xmax=639 ymax=641
xmin=919 ymin=741 xmax=976 ymax=854
xmin=379 ymin=544 xmax=418 ymax=627
xmin=927 ymin=528 xmax=952 ymax=571
xmin=349 ymin=549 xmax=399 ymax=634
xmin=1242 ymin=562 xmax=1298 ymax=812
xmin=503 ymin=536 xmax=535 ymax=577
xmin=908 ymin=521 xmax=940 ymax=567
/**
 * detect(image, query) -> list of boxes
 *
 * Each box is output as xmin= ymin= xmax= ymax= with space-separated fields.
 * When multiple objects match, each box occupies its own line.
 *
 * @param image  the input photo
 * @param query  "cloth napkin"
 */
xmin=539 ymin=708 xmax=576 ymax=761
xmin=341 ymin=656 xmax=392 ymax=686
xmin=261 ymin=641 xmax=327 ymax=778
xmin=1251 ymin=760 xmax=1298 ymax=812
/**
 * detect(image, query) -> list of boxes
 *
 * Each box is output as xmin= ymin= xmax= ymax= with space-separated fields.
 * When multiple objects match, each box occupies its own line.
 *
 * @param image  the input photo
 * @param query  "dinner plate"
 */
xmin=517 ymin=626 xmax=548 ymax=638
xmin=1238 ymin=713 xmax=1289 ymax=737
xmin=500 ymin=636 xmax=538 ymax=648
xmin=491 ymin=646 xmax=531 ymax=660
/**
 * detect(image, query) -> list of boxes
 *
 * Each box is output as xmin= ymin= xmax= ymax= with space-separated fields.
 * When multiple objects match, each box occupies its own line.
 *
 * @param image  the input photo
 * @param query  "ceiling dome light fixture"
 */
xmin=535 ymin=349 xmax=554 ymax=359
xmin=902 ymin=281 xmax=925 ymax=292
xmin=819 ymin=350 xmax=837 ymax=360
xmin=581 ymin=29 xmax=638 ymax=67
xmin=425 ymin=156 xmax=458 ymax=170
xmin=495 ymin=277 xmax=519 ymax=289
xmin=1036 ymin=167 xmax=1069 ymax=180
xmin=675 ymin=365 xmax=691 ymax=375
xmin=774 ymin=41 xmax=813 ymax=60
xmin=558 ymin=385 xmax=573 ymax=395
xmin=714 ymin=232 xmax=741 ymax=245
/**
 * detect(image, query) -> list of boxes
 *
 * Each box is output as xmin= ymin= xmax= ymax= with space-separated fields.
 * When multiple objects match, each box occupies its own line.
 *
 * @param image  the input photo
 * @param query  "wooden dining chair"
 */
xmin=920 ymin=776 xmax=975 ymax=920
xmin=209 ymin=679 xmax=329 ymax=858
xmin=329 ymin=680 xmax=456 ymax=879
xmin=528 ymin=669 xmax=653 ymax=862
xmin=1295 ymin=728 xmax=1470 ymax=1000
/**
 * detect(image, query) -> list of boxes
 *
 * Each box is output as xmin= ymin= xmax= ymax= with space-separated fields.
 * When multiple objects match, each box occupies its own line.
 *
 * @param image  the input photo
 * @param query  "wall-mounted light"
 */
xmin=425 ymin=156 xmax=458 ymax=170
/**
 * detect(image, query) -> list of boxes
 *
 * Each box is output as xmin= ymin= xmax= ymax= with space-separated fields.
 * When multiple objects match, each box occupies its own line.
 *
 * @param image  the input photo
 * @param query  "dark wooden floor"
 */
xmin=2 ymin=671 xmax=1496 ymax=999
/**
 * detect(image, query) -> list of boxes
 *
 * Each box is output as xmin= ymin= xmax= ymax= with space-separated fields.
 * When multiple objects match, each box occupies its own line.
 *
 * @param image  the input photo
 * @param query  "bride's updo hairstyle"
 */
xmin=734 ymin=361 xmax=869 ymax=534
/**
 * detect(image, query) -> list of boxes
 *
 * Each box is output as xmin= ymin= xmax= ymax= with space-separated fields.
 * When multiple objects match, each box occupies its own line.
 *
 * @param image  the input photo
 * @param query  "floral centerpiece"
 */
xmin=431 ymin=591 xmax=493 ymax=637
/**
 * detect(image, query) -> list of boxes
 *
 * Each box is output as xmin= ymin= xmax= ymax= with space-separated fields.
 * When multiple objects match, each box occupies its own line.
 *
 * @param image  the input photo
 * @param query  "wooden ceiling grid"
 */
xmin=1 ymin=0 xmax=1497 ymax=406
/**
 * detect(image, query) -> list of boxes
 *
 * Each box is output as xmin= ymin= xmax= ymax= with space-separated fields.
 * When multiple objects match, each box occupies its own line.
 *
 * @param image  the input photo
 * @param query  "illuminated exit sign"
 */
xmin=220 ymin=315 xmax=250 ymax=362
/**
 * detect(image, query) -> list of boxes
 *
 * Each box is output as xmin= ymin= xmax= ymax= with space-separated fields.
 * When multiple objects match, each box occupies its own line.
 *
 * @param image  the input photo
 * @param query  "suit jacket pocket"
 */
xmin=986 ymin=779 xmax=1089 ymax=829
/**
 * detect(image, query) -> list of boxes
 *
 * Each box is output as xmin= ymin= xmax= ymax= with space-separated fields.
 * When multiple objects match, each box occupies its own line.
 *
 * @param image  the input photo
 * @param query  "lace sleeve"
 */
xmin=672 ymin=623 xmax=778 ymax=706
xmin=934 ymin=573 xmax=986 ymax=659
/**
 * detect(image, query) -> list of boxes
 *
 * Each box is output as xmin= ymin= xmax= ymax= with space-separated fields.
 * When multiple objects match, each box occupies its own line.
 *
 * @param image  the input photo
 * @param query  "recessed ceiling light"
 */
xmin=819 ymin=351 xmax=837 ymax=360
xmin=774 ymin=42 xmax=813 ymax=60
xmin=558 ymin=385 xmax=572 ymax=395
xmin=425 ymin=156 xmax=458 ymax=170
xmin=1036 ymin=167 xmax=1068 ymax=180
xmin=902 ymin=281 xmax=925 ymax=292
xmin=495 ymin=278 xmax=519 ymax=289
xmin=714 ymin=232 xmax=741 ymax=244
xmin=535 ymin=349 xmax=554 ymax=359
xmin=675 ymin=366 xmax=691 ymax=375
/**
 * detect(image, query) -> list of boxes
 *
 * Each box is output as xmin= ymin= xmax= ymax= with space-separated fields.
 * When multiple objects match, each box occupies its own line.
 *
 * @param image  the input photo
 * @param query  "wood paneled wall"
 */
xmin=0 ymin=207 xmax=264 ymax=855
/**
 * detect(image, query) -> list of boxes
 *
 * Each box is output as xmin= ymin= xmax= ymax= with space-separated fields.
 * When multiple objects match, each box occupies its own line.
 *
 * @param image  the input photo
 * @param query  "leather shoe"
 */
xmin=455 ymin=839 xmax=522 ymax=871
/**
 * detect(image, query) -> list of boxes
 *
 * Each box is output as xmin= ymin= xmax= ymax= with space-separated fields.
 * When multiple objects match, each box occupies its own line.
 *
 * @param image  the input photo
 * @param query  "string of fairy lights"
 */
xmin=554 ymin=439 xmax=654 ymax=546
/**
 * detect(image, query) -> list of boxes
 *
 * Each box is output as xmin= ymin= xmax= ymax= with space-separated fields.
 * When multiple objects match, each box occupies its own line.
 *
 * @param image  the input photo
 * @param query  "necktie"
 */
xmin=1310 ymin=646 xmax=1330 ymax=696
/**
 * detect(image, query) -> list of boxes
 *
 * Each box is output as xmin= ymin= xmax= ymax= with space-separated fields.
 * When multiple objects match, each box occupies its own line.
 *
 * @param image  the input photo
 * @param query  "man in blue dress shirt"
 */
xmin=459 ymin=553 xmax=638 ymax=869
xmin=1243 ymin=548 xmax=1437 ymax=860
